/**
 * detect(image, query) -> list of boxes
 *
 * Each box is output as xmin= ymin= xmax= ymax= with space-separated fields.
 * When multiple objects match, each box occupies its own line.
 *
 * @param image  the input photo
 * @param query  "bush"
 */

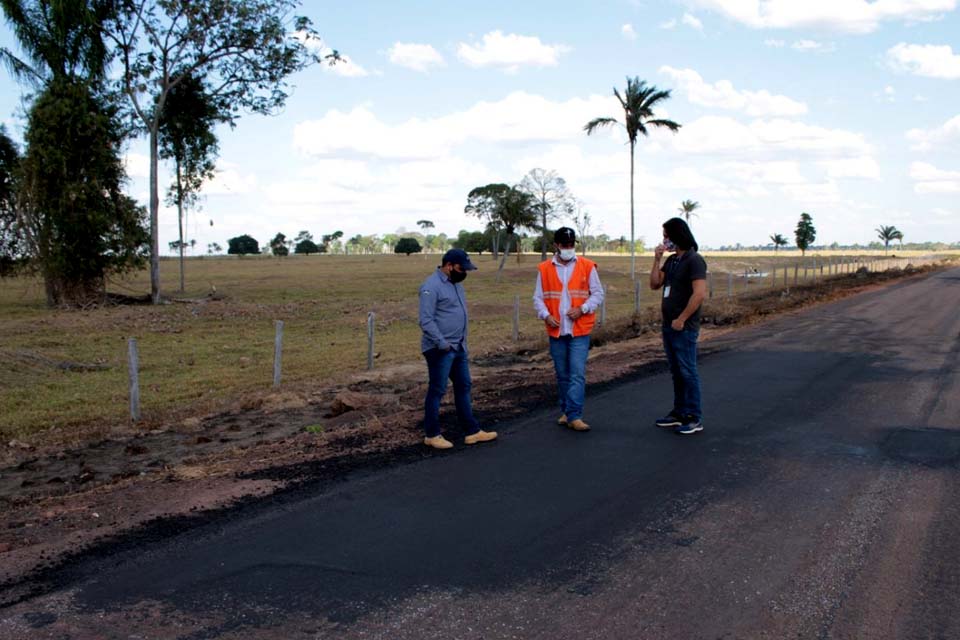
xmin=395 ymin=238 xmax=422 ymax=255
xmin=295 ymin=239 xmax=321 ymax=255
xmin=227 ymin=234 xmax=259 ymax=255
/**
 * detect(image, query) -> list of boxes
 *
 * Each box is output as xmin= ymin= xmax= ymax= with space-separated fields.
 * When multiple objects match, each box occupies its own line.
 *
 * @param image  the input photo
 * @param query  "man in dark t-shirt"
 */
xmin=649 ymin=217 xmax=707 ymax=434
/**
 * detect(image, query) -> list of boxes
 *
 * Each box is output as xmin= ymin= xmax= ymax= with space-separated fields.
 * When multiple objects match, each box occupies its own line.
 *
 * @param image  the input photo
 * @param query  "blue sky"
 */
xmin=2 ymin=0 xmax=959 ymax=251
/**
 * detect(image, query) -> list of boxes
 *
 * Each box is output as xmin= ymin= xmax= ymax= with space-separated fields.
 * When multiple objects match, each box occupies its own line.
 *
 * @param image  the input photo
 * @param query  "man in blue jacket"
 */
xmin=418 ymin=248 xmax=498 ymax=450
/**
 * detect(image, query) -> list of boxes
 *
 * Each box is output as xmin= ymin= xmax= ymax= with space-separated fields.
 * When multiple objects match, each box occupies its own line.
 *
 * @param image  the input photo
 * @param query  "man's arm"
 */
xmin=534 ymin=271 xmax=561 ymax=328
xmin=671 ymin=279 xmax=707 ymax=330
xmin=650 ymin=244 xmax=665 ymax=290
xmin=577 ymin=266 xmax=605 ymax=315
xmin=418 ymin=284 xmax=450 ymax=350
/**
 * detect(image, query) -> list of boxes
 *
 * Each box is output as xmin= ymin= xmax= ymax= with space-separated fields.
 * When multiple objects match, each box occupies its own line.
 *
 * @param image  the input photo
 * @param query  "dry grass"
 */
xmin=1 ymin=251 xmax=956 ymax=439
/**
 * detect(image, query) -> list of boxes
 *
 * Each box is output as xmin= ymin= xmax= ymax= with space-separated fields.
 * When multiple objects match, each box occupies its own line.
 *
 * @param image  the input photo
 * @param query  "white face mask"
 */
xmin=559 ymin=248 xmax=576 ymax=261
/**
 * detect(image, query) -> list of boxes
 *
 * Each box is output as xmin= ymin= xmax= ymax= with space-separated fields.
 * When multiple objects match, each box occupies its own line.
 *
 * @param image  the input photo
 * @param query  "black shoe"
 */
xmin=675 ymin=416 xmax=703 ymax=435
xmin=655 ymin=411 xmax=683 ymax=428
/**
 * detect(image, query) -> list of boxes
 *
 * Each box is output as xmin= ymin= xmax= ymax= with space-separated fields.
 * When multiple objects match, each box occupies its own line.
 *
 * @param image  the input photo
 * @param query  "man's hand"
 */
xmin=545 ymin=315 xmax=561 ymax=328
xmin=654 ymin=244 xmax=666 ymax=260
xmin=566 ymin=307 xmax=584 ymax=320
xmin=671 ymin=318 xmax=685 ymax=331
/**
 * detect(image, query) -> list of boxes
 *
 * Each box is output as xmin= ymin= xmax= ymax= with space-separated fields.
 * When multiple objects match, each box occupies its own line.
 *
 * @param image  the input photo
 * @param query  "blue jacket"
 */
xmin=419 ymin=268 xmax=468 ymax=353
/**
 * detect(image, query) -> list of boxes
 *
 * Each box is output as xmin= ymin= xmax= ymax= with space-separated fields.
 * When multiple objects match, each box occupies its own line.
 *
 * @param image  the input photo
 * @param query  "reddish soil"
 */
xmin=0 ymin=265 xmax=948 ymax=590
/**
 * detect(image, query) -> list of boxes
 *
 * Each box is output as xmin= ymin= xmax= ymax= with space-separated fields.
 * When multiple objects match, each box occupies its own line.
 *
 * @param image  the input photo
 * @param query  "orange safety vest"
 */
xmin=538 ymin=257 xmax=597 ymax=338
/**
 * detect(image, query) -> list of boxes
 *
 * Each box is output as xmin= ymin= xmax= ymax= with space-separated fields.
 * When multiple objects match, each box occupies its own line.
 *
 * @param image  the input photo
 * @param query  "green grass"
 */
xmin=1 ymin=251 xmax=955 ymax=439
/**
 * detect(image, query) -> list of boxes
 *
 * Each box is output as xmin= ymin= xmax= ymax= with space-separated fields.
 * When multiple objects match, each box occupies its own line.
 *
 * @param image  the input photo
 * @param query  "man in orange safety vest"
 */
xmin=533 ymin=227 xmax=605 ymax=431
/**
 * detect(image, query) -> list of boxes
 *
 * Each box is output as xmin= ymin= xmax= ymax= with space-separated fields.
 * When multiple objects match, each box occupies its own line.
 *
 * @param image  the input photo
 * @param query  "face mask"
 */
xmin=663 ymin=238 xmax=677 ymax=252
xmin=449 ymin=268 xmax=467 ymax=283
xmin=559 ymin=248 xmax=576 ymax=261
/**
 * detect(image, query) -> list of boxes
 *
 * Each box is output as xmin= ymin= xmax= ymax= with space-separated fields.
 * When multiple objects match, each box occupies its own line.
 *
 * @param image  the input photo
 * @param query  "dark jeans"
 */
xmin=548 ymin=335 xmax=590 ymax=421
xmin=423 ymin=347 xmax=480 ymax=438
xmin=662 ymin=327 xmax=702 ymax=420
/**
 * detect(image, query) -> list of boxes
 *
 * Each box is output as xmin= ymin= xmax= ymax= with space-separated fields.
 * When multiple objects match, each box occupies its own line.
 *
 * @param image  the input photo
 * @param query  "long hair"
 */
xmin=663 ymin=217 xmax=698 ymax=251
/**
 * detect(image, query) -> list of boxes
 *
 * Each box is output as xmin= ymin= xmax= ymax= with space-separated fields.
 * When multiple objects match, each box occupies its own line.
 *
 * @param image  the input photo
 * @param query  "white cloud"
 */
xmin=296 ymin=36 xmax=370 ymax=78
xmin=791 ymin=39 xmax=836 ymax=53
xmin=910 ymin=161 xmax=960 ymax=192
xmin=456 ymin=31 xmax=569 ymax=72
xmin=325 ymin=54 xmax=369 ymax=77
xmin=387 ymin=42 xmax=445 ymax=72
xmin=906 ymin=114 xmax=960 ymax=150
xmin=683 ymin=12 xmax=705 ymax=30
xmin=673 ymin=116 xmax=873 ymax=157
xmin=204 ymin=166 xmax=258 ymax=195
xmin=818 ymin=157 xmax=881 ymax=179
xmin=622 ymin=24 xmax=637 ymax=40
xmin=661 ymin=13 xmax=705 ymax=30
xmin=721 ymin=161 xmax=808 ymax=184
xmin=765 ymin=39 xmax=786 ymax=47
xmin=886 ymin=43 xmax=960 ymax=79
xmin=294 ymin=92 xmax=619 ymax=160
xmin=660 ymin=66 xmax=808 ymax=116
xmin=691 ymin=0 xmax=956 ymax=34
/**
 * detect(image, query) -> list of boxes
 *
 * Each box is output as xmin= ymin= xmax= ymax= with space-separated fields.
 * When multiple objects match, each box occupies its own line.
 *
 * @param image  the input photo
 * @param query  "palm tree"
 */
xmin=679 ymin=199 xmax=700 ymax=224
xmin=585 ymin=77 xmax=681 ymax=280
xmin=0 ymin=0 xmax=112 ymax=86
xmin=876 ymin=225 xmax=903 ymax=254
xmin=770 ymin=233 xmax=788 ymax=252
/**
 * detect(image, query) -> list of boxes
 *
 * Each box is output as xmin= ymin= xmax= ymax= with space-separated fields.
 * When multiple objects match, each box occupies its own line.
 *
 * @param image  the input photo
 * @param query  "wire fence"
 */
xmin=119 ymin=254 xmax=940 ymax=422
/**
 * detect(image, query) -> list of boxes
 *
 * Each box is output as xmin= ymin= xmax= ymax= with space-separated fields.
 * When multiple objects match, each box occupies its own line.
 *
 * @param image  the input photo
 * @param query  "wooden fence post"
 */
xmin=127 ymin=338 xmax=140 ymax=422
xmin=512 ymin=295 xmax=520 ymax=341
xmin=727 ymin=272 xmax=733 ymax=298
xmin=367 ymin=312 xmax=375 ymax=371
xmin=273 ymin=320 xmax=283 ymax=387
xmin=793 ymin=263 xmax=799 ymax=285
xmin=599 ymin=285 xmax=607 ymax=327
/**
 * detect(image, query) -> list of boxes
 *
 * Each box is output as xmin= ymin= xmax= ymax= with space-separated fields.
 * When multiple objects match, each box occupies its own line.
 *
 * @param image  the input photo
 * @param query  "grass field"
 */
xmin=1 ymin=250 xmax=955 ymax=439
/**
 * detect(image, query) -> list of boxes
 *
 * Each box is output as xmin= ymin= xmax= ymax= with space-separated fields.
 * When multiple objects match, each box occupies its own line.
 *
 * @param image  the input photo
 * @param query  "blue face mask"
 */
xmin=663 ymin=238 xmax=677 ymax=251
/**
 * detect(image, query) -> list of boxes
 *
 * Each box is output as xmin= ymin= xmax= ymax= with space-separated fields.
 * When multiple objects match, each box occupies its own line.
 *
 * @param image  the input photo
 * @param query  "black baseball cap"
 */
xmin=554 ymin=227 xmax=576 ymax=245
xmin=441 ymin=248 xmax=477 ymax=270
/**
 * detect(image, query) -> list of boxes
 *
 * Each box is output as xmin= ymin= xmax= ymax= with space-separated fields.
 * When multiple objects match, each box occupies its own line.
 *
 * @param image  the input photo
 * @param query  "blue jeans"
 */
xmin=662 ymin=327 xmax=702 ymax=420
xmin=423 ymin=347 xmax=480 ymax=438
xmin=549 ymin=335 xmax=591 ymax=421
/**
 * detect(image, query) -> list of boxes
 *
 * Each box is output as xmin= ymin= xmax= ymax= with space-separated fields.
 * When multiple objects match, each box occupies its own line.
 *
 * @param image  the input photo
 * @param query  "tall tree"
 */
xmin=19 ymin=79 xmax=148 ymax=305
xmin=105 ymin=0 xmax=339 ymax=304
xmin=0 ymin=125 xmax=21 ymax=276
xmin=795 ymin=212 xmax=816 ymax=256
xmin=679 ymin=199 xmax=700 ymax=224
xmin=158 ymin=71 xmax=224 ymax=292
xmin=570 ymin=200 xmax=592 ymax=258
xmin=876 ymin=225 xmax=903 ymax=254
xmin=1 ymin=0 xmax=147 ymax=305
xmin=770 ymin=233 xmax=788 ymax=252
xmin=585 ymin=77 xmax=680 ymax=280
xmin=416 ymin=219 xmax=434 ymax=256
xmin=465 ymin=183 xmax=536 ymax=279
xmin=519 ymin=168 xmax=571 ymax=261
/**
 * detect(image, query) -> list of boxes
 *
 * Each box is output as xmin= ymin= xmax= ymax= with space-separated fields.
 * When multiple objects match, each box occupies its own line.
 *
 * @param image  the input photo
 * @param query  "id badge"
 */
xmin=663 ymin=285 xmax=671 ymax=298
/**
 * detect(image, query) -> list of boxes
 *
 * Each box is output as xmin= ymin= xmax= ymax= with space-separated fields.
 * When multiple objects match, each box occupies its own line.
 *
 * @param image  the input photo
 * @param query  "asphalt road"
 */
xmin=3 ymin=267 xmax=960 ymax=639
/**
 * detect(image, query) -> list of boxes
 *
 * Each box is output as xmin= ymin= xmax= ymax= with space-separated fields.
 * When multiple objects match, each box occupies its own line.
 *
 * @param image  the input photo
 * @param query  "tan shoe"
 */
xmin=423 ymin=435 xmax=454 ymax=450
xmin=567 ymin=419 xmax=591 ymax=432
xmin=464 ymin=430 xmax=498 ymax=445
xmin=557 ymin=414 xmax=568 ymax=425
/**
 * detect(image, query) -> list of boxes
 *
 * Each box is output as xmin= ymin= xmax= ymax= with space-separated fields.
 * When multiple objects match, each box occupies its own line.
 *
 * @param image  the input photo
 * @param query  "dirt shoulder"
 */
xmin=0 ymin=264 xmax=952 ymax=590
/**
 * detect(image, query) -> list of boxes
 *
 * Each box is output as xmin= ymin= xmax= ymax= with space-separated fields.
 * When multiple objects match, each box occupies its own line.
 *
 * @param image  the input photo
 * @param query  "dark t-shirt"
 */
xmin=661 ymin=250 xmax=708 ymax=331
